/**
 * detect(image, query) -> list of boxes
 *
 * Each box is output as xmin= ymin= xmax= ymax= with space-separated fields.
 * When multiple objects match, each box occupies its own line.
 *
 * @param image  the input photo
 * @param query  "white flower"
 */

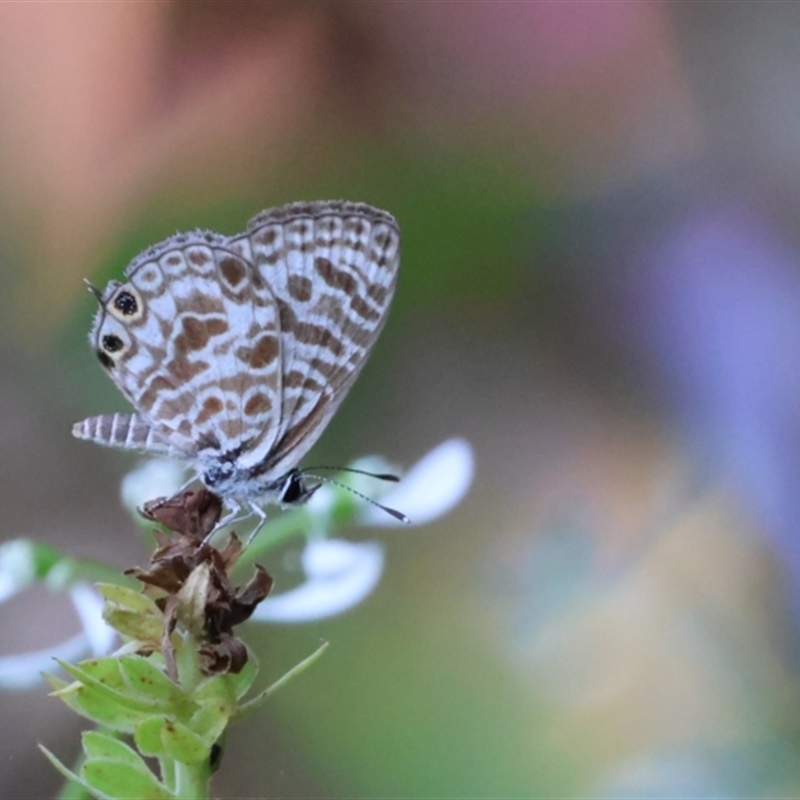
xmin=250 ymin=539 xmax=384 ymax=623
xmin=70 ymin=583 xmax=116 ymax=656
xmin=0 ymin=563 xmax=112 ymax=690
xmin=0 ymin=630 xmax=92 ymax=690
xmin=251 ymin=439 xmax=475 ymax=622
xmin=120 ymin=458 xmax=187 ymax=515
xmin=360 ymin=438 xmax=474 ymax=527
xmin=0 ymin=540 xmax=40 ymax=603
xmin=0 ymin=440 xmax=475 ymax=671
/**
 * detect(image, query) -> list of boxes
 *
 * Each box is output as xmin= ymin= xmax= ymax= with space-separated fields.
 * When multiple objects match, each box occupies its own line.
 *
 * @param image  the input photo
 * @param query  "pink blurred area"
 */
xmin=0 ymin=3 xmax=333 ymax=327
xmin=380 ymin=2 xmax=700 ymax=196
xmin=0 ymin=2 xmax=697 ymax=331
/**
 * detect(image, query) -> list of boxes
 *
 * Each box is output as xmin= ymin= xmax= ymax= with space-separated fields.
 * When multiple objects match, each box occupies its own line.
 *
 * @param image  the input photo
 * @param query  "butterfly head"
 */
xmin=275 ymin=468 xmax=320 ymax=505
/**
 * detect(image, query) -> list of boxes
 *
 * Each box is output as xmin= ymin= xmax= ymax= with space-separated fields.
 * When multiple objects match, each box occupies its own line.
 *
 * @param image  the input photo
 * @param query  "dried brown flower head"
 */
xmin=126 ymin=489 xmax=273 ymax=677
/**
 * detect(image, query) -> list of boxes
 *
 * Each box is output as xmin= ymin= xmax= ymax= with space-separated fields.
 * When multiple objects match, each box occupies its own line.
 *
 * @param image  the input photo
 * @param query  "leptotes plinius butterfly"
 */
xmin=73 ymin=201 xmax=401 ymax=531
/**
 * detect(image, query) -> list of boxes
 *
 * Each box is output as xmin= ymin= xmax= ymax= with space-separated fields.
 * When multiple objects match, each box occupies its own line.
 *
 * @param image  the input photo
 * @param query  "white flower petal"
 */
xmin=250 ymin=539 xmax=384 ymax=623
xmin=120 ymin=458 xmax=187 ymax=513
xmin=361 ymin=438 xmax=474 ymax=527
xmin=305 ymin=483 xmax=336 ymax=517
xmin=70 ymin=584 xmax=116 ymax=656
xmin=0 ymin=540 xmax=39 ymax=602
xmin=0 ymin=631 xmax=92 ymax=690
xmin=0 ymin=582 xmax=116 ymax=689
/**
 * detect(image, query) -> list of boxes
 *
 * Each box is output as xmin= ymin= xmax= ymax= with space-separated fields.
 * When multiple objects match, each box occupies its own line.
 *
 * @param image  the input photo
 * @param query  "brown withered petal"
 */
xmin=199 ymin=632 xmax=248 ymax=675
xmin=127 ymin=488 xmax=273 ymax=676
xmin=160 ymin=594 xmax=181 ymax=682
xmin=152 ymin=529 xmax=173 ymax=549
xmin=216 ymin=532 xmax=244 ymax=571
xmin=229 ymin=565 xmax=274 ymax=626
xmin=140 ymin=488 xmax=222 ymax=539
xmin=225 ymin=635 xmax=249 ymax=674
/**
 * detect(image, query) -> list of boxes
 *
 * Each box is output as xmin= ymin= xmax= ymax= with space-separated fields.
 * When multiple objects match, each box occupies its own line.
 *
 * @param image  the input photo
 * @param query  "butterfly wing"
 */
xmin=76 ymin=234 xmax=283 ymax=463
xmin=231 ymin=201 xmax=400 ymax=476
xmin=72 ymin=412 xmax=184 ymax=456
xmin=73 ymin=200 xmax=400 ymax=491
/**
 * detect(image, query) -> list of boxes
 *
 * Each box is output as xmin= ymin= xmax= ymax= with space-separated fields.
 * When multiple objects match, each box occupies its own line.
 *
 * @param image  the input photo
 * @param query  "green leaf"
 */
xmin=56 ymin=771 xmax=93 ymax=800
xmin=62 ymin=657 xmax=125 ymax=691
xmin=235 ymin=641 xmax=328 ymax=721
xmin=43 ymin=672 xmax=69 ymax=692
xmin=96 ymin=583 xmax=162 ymax=616
xmin=81 ymin=756 xmax=174 ymax=800
xmin=134 ymin=716 xmax=169 ymax=758
xmin=230 ymin=648 xmax=258 ymax=699
xmin=51 ymin=659 xmax=170 ymax=732
xmin=161 ymin=719 xmax=210 ymax=765
xmin=189 ymin=702 xmax=231 ymax=746
xmin=82 ymin=731 xmax=150 ymax=772
xmin=97 ymin=583 xmax=165 ymax=642
xmin=103 ymin=608 xmax=165 ymax=642
xmin=63 ymin=687 xmax=160 ymax=734
xmin=193 ymin=675 xmax=237 ymax=708
xmin=38 ymin=745 xmax=93 ymax=797
xmin=56 ymin=659 xmax=170 ymax=713
xmin=118 ymin=655 xmax=191 ymax=709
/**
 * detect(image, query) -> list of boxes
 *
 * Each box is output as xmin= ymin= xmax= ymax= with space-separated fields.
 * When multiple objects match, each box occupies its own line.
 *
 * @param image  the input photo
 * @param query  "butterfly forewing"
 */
xmin=73 ymin=200 xmax=400 ymax=504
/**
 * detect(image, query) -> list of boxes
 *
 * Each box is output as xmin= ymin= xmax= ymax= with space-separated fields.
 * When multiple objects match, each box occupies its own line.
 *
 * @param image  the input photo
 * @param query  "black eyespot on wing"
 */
xmin=102 ymin=334 xmax=124 ymax=352
xmin=114 ymin=290 xmax=138 ymax=315
xmin=96 ymin=350 xmax=115 ymax=369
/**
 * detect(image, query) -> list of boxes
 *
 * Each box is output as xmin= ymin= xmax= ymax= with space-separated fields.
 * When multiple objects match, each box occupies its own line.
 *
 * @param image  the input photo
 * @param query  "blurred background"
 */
xmin=2 ymin=2 xmax=800 ymax=796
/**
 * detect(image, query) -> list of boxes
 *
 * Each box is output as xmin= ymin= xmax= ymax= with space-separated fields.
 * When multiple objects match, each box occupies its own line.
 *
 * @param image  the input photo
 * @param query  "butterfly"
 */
xmin=73 ymin=200 xmax=401 ymax=533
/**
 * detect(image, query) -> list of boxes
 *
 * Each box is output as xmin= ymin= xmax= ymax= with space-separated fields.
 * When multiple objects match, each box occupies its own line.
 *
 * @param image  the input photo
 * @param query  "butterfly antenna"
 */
xmin=302 ymin=470 xmax=410 ymax=524
xmin=305 ymin=465 xmax=402 ymax=483
xmin=83 ymin=278 xmax=104 ymax=303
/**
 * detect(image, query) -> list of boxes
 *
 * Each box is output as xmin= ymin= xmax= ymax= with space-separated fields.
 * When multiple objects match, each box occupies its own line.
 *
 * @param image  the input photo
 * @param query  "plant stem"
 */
xmin=173 ymin=758 xmax=211 ymax=800
xmin=169 ymin=631 xmax=210 ymax=799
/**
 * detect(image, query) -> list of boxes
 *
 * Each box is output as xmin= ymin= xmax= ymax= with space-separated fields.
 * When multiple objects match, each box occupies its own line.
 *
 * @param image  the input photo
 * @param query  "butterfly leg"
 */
xmin=201 ymin=499 xmax=246 ymax=546
xmin=174 ymin=472 xmax=199 ymax=494
xmin=244 ymin=503 xmax=269 ymax=546
xmin=201 ymin=501 xmax=267 ymax=547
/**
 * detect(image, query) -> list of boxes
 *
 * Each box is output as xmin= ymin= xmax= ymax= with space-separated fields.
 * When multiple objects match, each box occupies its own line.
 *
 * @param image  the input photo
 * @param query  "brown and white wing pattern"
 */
xmin=234 ymin=201 xmax=400 ymax=476
xmin=72 ymin=411 xmax=184 ymax=457
xmin=74 ymin=235 xmax=282 ymax=463
xmin=72 ymin=199 xmax=400 ymax=504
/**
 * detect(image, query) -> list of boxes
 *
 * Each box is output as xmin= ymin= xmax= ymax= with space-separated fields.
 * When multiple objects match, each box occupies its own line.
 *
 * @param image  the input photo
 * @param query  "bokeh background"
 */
xmin=3 ymin=2 xmax=800 ymax=797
